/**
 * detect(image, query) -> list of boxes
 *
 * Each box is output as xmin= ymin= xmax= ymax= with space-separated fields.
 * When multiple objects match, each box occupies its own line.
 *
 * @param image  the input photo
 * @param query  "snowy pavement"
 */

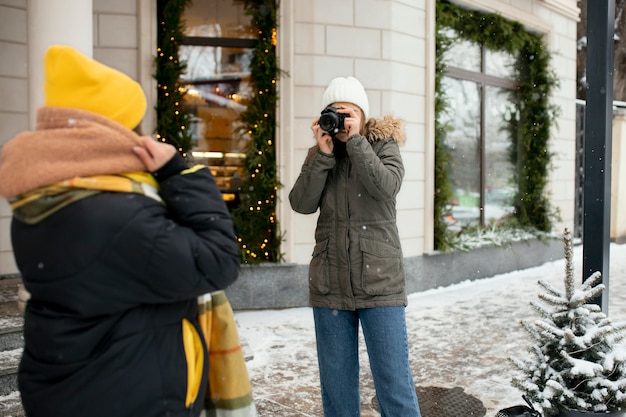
xmin=235 ymin=242 xmax=626 ymax=416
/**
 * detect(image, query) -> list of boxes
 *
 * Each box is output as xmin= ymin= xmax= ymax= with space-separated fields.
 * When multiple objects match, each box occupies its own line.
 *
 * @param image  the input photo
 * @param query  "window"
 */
xmin=440 ymin=29 xmax=519 ymax=230
xmin=180 ymin=1 xmax=254 ymax=209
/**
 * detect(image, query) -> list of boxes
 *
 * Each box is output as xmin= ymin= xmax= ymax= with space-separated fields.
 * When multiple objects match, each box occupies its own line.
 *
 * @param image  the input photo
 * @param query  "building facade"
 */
xmin=0 ymin=0 xmax=580 ymax=306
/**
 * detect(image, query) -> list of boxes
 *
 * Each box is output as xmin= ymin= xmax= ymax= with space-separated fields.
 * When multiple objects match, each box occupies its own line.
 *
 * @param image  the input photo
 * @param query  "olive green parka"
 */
xmin=289 ymin=115 xmax=407 ymax=310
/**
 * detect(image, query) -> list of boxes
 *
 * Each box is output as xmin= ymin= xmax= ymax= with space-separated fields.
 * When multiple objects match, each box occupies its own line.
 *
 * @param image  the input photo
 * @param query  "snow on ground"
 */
xmin=236 ymin=242 xmax=626 ymax=416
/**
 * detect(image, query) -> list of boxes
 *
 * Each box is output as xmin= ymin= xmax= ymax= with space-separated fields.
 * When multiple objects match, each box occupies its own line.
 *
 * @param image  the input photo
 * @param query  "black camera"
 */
xmin=319 ymin=107 xmax=346 ymax=136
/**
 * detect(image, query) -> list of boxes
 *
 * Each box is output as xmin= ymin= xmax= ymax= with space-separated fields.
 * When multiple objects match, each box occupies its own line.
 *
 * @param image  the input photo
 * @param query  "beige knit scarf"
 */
xmin=0 ymin=106 xmax=148 ymax=199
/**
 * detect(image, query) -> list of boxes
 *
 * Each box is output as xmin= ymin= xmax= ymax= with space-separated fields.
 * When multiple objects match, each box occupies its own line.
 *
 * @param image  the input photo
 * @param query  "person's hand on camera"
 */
xmin=335 ymin=105 xmax=361 ymax=142
xmin=133 ymin=136 xmax=177 ymax=172
xmin=339 ymin=106 xmax=361 ymax=142
xmin=312 ymin=118 xmax=334 ymax=154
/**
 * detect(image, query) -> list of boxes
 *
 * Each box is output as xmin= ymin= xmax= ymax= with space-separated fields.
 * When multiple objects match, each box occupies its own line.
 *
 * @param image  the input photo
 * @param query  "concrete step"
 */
xmin=0 ymin=346 xmax=20 ymax=394
xmin=0 ymin=340 xmax=24 ymax=416
xmin=0 ymin=391 xmax=25 ymax=417
xmin=0 ymin=327 xmax=23 ymax=417
xmin=0 ymin=278 xmax=24 ymax=416
xmin=0 ymin=322 xmax=22 ymax=392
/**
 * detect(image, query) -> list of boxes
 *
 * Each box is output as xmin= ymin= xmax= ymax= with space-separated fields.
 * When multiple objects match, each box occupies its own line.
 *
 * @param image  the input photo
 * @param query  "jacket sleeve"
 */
xmin=346 ymin=135 xmax=404 ymax=200
xmin=289 ymin=146 xmax=336 ymax=214
xmin=128 ymin=158 xmax=240 ymax=302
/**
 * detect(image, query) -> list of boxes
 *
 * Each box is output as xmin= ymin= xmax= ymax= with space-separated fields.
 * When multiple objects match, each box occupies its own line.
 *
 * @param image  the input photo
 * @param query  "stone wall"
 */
xmin=0 ymin=0 xmax=27 ymax=277
xmin=225 ymin=238 xmax=563 ymax=310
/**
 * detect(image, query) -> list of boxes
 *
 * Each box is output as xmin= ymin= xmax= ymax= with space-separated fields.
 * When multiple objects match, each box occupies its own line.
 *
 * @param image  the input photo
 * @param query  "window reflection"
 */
xmin=441 ymin=46 xmax=519 ymax=230
xmin=441 ymin=28 xmax=481 ymax=72
xmin=484 ymin=85 xmax=515 ymax=223
xmin=485 ymin=49 xmax=516 ymax=79
xmin=180 ymin=2 xmax=253 ymax=209
xmin=441 ymin=77 xmax=481 ymax=229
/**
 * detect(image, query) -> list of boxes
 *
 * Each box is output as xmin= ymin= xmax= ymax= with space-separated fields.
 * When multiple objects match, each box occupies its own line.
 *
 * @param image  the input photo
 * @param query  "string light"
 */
xmin=148 ymin=0 xmax=285 ymax=264
xmin=154 ymin=0 xmax=193 ymax=163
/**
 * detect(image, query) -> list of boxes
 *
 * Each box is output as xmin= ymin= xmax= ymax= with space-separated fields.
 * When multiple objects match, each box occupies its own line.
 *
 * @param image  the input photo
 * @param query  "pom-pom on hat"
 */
xmin=321 ymin=76 xmax=369 ymax=119
xmin=43 ymin=45 xmax=147 ymax=129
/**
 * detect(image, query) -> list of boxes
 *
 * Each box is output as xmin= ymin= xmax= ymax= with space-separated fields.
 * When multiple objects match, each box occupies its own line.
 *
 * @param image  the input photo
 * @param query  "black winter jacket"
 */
xmin=12 ymin=154 xmax=240 ymax=417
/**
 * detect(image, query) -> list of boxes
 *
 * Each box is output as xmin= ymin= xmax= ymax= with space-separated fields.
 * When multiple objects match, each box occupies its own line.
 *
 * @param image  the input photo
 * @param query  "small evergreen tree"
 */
xmin=511 ymin=229 xmax=626 ymax=415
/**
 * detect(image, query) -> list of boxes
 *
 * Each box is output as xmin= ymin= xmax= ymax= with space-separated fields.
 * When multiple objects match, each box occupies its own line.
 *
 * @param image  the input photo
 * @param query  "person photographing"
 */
xmin=289 ymin=76 xmax=422 ymax=416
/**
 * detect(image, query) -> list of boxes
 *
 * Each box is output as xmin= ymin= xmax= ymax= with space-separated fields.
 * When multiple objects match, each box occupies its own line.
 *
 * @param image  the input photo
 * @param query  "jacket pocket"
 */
xmin=182 ymin=318 xmax=204 ymax=409
xmin=359 ymin=236 xmax=404 ymax=295
xmin=309 ymin=239 xmax=331 ymax=295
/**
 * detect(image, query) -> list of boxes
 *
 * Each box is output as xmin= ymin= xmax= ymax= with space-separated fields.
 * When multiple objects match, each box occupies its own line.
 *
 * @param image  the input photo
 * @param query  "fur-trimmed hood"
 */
xmin=363 ymin=115 xmax=405 ymax=145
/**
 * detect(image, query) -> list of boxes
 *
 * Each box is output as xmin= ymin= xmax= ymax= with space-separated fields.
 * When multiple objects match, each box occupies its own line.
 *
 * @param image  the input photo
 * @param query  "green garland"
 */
xmin=433 ymin=18 xmax=456 ymax=251
xmin=155 ymin=0 xmax=193 ymax=157
xmin=154 ymin=0 xmax=282 ymax=264
xmin=435 ymin=0 xmax=558 ymax=250
xmin=231 ymin=0 xmax=283 ymax=263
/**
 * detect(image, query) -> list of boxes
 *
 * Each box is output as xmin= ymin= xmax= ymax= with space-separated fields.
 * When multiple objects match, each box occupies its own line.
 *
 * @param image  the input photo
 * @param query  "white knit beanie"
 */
xmin=321 ymin=76 xmax=369 ymax=119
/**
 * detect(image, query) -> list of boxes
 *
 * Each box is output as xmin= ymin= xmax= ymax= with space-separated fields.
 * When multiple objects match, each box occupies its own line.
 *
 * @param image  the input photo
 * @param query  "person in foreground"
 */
xmin=289 ymin=76 xmax=422 ymax=416
xmin=0 ymin=45 xmax=240 ymax=417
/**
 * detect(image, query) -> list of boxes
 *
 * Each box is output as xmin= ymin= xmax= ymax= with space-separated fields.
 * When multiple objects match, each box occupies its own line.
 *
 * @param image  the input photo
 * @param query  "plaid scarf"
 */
xmin=10 ymin=172 xmax=160 ymax=224
xmin=198 ymin=291 xmax=257 ymax=417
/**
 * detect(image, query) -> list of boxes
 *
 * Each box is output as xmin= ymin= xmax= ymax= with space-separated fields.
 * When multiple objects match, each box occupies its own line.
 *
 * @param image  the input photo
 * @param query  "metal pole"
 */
xmin=583 ymin=0 xmax=615 ymax=313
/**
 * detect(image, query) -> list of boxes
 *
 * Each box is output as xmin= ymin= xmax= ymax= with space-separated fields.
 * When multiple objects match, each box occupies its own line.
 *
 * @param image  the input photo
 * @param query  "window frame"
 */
xmin=442 ymin=44 xmax=520 ymax=227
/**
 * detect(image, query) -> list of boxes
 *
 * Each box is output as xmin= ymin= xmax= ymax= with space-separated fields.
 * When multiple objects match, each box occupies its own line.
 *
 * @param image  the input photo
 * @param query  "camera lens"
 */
xmin=319 ymin=113 xmax=339 ymax=133
xmin=319 ymin=107 xmax=344 ymax=135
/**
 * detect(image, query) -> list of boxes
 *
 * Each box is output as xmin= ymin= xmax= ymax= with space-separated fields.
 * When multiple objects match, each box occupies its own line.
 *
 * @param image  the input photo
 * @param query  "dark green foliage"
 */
xmin=230 ymin=0 xmax=284 ymax=263
xmin=435 ymin=0 xmax=558 ymax=251
xmin=434 ymin=22 xmax=455 ymax=251
xmin=509 ymin=38 xmax=559 ymax=231
xmin=155 ymin=0 xmax=193 ymax=156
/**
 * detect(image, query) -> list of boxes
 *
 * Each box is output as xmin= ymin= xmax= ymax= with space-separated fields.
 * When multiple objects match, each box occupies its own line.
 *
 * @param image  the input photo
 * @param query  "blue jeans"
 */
xmin=313 ymin=306 xmax=421 ymax=417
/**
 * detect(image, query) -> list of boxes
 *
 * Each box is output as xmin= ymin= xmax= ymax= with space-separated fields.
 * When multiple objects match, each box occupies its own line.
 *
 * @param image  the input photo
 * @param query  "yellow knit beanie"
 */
xmin=43 ymin=45 xmax=147 ymax=129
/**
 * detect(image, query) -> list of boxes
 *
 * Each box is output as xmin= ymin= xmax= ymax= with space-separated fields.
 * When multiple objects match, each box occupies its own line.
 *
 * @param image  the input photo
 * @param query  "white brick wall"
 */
xmin=93 ymin=0 xmax=139 ymax=79
xmin=0 ymin=198 xmax=17 ymax=276
xmin=0 ymin=0 xmax=27 ymax=275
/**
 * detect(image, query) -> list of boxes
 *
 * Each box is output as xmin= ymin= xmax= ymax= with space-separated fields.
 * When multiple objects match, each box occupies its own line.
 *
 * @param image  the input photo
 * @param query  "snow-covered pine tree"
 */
xmin=511 ymin=228 xmax=626 ymax=416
